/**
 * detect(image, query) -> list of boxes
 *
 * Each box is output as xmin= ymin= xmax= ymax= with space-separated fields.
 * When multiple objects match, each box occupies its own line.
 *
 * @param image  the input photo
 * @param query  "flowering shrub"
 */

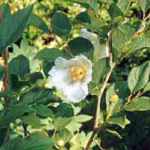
xmin=0 ymin=0 xmax=150 ymax=150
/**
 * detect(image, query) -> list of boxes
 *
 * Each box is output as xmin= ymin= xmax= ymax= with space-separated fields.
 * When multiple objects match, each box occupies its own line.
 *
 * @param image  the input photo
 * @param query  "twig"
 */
xmin=144 ymin=13 xmax=150 ymax=21
xmin=94 ymin=63 xmax=115 ymax=129
xmin=135 ymin=91 xmax=143 ymax=98
xmin=127 ymin=94 xmax=132 ymax=102
xmin=84 ymin=130 xmax=97 ymax=150
xmin=128 ymin=90 xmax=144 ymax=103
xmin=94 ymin=30 xmax=114 ymax=129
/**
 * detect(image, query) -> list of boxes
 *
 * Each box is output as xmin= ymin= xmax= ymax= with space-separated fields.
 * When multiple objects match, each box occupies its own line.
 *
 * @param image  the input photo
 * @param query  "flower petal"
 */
xmin=48 ymin=66 xmax=69 ymax=90
xmin=63 ymin=83 xmax=88 ymax=103
xmin=80 ymin=28 xmax=100 ymax=51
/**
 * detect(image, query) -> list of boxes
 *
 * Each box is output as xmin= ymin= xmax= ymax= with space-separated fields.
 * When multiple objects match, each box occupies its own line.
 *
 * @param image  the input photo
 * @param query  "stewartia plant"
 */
xmin=0 ymin=1 xmax=150 ymax=150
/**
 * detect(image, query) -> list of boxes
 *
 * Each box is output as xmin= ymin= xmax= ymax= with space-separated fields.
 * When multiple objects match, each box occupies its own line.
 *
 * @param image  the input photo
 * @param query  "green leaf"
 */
xmin=0 ymin=5 xmax=33 ymax=53
xmin=108 ymin=0 xmax=129 ymax=19
xmin=54 ymin=117 xmax=72 ymax=130
xmin=28 ymin=14 xmax=48 ymax=32
xmin=9 ymin=55 xmax=30 ymax=78
xmin=66 ymin=119 xmax=82 ymax=133
xmin=56 ymin=103 xmax=74 ymax=117
xmin=21 ymin=88 xmax=53 ymax=105
xmin=112 ymin=23 xmax=136 ymax=59
xmin=109 ymin=3 xmax=123 ymax=19
xmin=74 ymin=115 xmax=92 ymax=123
xmin=34 ymin=104 xmax=54 ymax=118
xmin=138 ymin=0 xmax=150 ymax=13
xmin=0 ymin=137 xmax=22 ymax=150
xmin=107 ymin=112 xmax=130 ymax=128
xmin=69 ymin=132 xmax=91 ymax=150
xmin=0 ymin=103 xmax=33 ymax=127
xmin=68 ymin=37 xmax=94 ymax=55
xmin=117 ymin=0 xmax=129 ymax=14
xmin=124 ymin=96 xmax=150 ymax=111
xmin=54 ymin=129 xmax=72 ymax=144
xmin=144 ymin=82 xmax=150 ymax=93
xmin=22 ymin=132 xmax=54 ymax=150
xmin=36 ymin=48 xmax=64 ymax=62
xmin=128 ymin=61 xmax=150 ymax=93
xmin=128 ymin=31 xmax=150 ymax=53
xmin=22 ymin=113 xmax=41 ymax=128
xmin=88 ymin=0 xmax=99 ymax=11
xmin=114 ymin=81 xmax=130 ymax=100
xmin=51 ymin=11 xmax=71 ymax=36
xmin=0 ymin=4 xmax=11 ymax=19
xmin=0 ymin=132 xmax=54 ymax=150
xmin=76 ymin=11 xmax=91 ymax=23
xmin=9 ymin=39 xmax=41 ymax=73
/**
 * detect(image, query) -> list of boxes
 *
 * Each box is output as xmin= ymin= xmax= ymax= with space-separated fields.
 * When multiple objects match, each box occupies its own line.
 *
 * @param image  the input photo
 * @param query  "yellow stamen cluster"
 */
xmin=69 ymin=65 xmax=87 ymax=81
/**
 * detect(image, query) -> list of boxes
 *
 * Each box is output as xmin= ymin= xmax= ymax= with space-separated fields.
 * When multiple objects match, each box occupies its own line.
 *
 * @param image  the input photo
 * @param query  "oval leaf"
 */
xmin=68 ymin=37 xmax=94 ymax=55
xmin=51 ymin=11 xmax=71 ymax=36
xmin=36 ymin=48 xmax=64 ymax=62
xmin=128 ymin=61 xmax=150 ymax=93
xmin=0 ymin=5 xmax=33 ymax=53
xmin=124 ymin=97 xmax=150 ymax=111
xmin=9 ymin=55 xmax=30 ymax=78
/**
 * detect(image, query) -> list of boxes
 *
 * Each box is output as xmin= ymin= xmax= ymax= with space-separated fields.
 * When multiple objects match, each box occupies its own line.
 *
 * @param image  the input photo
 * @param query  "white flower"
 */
xmin=80 ymin=28 xmax=100 ymax=52
xmin=80 ymin=28 xmax=109 ymax=59
xmin=48 ymin=55 xmax=92 ymax=103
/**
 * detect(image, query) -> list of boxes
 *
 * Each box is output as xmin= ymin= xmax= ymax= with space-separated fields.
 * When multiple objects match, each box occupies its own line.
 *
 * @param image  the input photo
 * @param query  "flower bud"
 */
xmin=110 ymin=94 xmax=119 ymax=103
xmin=57 ymin=139 xmax=65 ymax=147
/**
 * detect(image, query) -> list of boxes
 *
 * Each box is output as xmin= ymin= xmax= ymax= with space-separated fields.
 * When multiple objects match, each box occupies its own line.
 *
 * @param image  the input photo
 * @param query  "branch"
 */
xmin=85 ymin=30 xmax=115 ymax=150
xmin=94 ymin=63 xmax=115 ymax=129
xmin=85 ymin=63 xmax=115 ymax=150
xmin=94 ymin=30 xmax=114 ymax=129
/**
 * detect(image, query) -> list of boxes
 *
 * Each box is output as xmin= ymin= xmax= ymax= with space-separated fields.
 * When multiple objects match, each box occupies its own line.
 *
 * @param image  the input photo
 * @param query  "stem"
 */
xmin=23 ymin=123 xmax=28 ymax=137
xmin=94 ymin=30 xmax=114 ymax=129
xmin=85 ymin=63 xmax=115 ymax=150
xmin=144 ymin=13 xmax=150 ymax=21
